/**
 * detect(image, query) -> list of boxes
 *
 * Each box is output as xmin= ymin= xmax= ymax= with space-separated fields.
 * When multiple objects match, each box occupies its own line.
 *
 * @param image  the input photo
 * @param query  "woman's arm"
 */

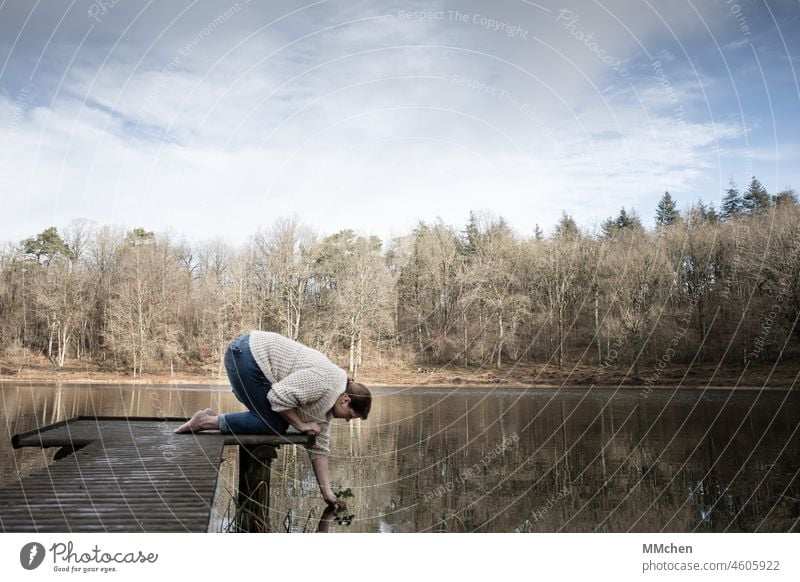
xmin=311 ymin=455 xmax=346 ymax=510
xmin=279 ymin=410 xmax=347 ymax=511
xmin=277 ymin=410 xmax=343 ymax=508
xmin=278 ymin=408 xmax=321 ymax=435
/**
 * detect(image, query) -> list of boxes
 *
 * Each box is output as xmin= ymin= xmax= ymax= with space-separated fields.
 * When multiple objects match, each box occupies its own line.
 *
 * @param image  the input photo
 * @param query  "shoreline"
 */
xmin=2 ymin=358 xmax=797 ymax=391
xmin=0 ymin=377 xmax=795 ymax=392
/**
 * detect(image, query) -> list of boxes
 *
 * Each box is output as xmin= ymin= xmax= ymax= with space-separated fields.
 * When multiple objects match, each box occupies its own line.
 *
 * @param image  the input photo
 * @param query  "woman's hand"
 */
xmin=278 ymin=410 xmax=320 ymax=436
xmin=322 ymin=488 xmax=347 ymax=511
xmin=300 ymin=422 xmax=321 ymax=436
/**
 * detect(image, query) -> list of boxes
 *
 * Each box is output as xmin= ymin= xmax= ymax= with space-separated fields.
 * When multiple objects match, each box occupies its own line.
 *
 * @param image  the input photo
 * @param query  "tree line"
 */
xmin=1 ymin=177 xmax=798 ymax=380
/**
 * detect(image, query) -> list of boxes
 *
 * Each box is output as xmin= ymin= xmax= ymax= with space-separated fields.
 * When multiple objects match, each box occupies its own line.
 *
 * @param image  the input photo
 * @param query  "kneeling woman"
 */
xmin=175 ymin=331 xmax=371 ymax=508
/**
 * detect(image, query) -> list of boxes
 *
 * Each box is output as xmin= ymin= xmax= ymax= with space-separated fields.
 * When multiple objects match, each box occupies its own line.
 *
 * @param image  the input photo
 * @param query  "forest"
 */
xmin=1 ymin=177 xmax=798 ymax=384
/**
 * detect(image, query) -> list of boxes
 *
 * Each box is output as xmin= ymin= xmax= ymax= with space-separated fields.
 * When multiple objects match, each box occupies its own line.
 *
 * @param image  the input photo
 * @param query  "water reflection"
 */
xmin=1 ymin=383 xmax=798 ymax=532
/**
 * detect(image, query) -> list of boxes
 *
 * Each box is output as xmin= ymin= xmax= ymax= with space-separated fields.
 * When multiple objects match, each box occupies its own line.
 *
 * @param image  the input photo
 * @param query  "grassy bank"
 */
xmin=1 ymin=354 xmax=797 ymax=389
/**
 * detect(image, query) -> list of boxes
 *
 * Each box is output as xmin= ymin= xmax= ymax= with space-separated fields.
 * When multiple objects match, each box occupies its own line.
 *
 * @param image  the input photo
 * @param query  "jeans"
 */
xmin=218 ymin=333 xmax=289 ymax=435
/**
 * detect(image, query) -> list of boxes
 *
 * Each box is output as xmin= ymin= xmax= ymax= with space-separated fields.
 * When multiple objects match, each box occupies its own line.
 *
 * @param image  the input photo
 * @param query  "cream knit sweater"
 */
xmin=249 ymin=331 xmax=347 ymax=459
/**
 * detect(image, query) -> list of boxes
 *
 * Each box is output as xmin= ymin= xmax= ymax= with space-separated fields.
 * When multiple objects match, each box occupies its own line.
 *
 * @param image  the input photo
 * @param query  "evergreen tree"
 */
xmin=704 ymin=202 xmax=719 ymax=224
xmin=553 ymin=211 xmax=579 ymax=239
xmin=601 ymin=207 xmax=643 ymax=238
xmin=616 ymin=207 xmax=642 ymax=230
xmin=600 ymin=217 xmax=616 ymax=238
xmin=742 ymin=176 xmax=771 ymax=213
xmin=655 ymin=191 xmax=680 ymax=227
xmin=720 ymin=180 xmax=743 ymax=220
xmin=125 ymin=227 xmax=155 ymax=247
xmin=22 ymin=226 xmax=74 ymax=265
xmin=461 ymin=211 xmax=481 ymax=257
xmin=689 ymin=199 xmax=719 ymax=226
xmin=773 ymin=188 xmax=799 ymax=208
xmin=533 ymin=224 xmax=543 ymax=241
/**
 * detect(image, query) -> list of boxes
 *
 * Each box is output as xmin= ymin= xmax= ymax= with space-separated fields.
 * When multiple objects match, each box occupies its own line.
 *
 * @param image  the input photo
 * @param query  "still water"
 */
xmin=1 ymin=383 xmax=798 ymax=532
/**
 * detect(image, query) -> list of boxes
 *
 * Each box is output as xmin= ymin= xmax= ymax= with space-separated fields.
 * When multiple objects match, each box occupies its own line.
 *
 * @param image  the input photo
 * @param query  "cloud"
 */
xmin=0 ymin=0 xmax=795 ymax=244
xmin=724 ymin=37 xmax=752 ymax=51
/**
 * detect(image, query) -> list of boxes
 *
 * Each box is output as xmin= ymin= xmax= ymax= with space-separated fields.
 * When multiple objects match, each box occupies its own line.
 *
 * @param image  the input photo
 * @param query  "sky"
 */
xmin=1 ymin=0 xmax=799 ymax=245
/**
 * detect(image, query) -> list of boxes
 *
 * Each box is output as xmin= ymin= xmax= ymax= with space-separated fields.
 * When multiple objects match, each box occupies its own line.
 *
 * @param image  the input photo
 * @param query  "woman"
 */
xmin=175 ymin=331 xmax=371 ymax=509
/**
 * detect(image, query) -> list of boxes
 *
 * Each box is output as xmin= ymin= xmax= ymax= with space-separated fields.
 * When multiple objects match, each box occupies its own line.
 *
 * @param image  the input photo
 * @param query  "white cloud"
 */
xmin=0 ymin=0 xmax=790 ymax=244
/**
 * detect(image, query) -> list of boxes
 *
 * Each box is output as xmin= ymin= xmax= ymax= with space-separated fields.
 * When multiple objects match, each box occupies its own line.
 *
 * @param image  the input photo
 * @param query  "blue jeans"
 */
xmin=218 ymin=333 xmax=289 ymax=435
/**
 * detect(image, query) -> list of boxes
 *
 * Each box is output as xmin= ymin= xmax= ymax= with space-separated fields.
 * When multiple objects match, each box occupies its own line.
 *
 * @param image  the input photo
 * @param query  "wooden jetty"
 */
xmin=0 ymin=416 xmax=313 ymax=533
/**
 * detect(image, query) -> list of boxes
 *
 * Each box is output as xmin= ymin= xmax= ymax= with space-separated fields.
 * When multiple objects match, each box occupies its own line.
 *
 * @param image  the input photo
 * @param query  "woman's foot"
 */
xmin=174 ymin=408 xmax=218 ymax=433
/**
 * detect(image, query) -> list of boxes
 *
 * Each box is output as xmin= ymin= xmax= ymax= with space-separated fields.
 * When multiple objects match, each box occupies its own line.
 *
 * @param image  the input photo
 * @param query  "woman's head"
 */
xmin=332 ymin=379 xmax=372 ymax=421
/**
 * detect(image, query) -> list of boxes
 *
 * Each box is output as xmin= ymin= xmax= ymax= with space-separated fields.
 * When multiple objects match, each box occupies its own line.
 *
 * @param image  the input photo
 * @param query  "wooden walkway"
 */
xmin=0 ymin=416 xmax=312 ymax=532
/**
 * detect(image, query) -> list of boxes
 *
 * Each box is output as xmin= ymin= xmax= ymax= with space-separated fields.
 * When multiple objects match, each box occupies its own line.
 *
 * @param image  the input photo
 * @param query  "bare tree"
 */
xmin=461 ymin=213 xmax=527 ymax=368
xmin=0 ymin=243 xmax=25 ymax=356
xmin=194 ymin=239 xmax=235 ymax=376
xmin=34 ymin=257 xmax=89 ymax=368
xmin=106 ymin=234 xmax=181 ymax=377
xmin=317 ymin=232 xmax=390 ymax=377
xmin=535 ymin=221 xmax=584 ymax=369
xmin=1 ymin=184 xmax=799 ymax=380
xmin=608 ymin=229 xmax=672 ymax=378
xmin=62 ymin=218 xmax=96 ymax=263
xmin=396 ymin=220 xmax=464 ymax=361
xmin=254 ymin=217 xmax=316 ymax=340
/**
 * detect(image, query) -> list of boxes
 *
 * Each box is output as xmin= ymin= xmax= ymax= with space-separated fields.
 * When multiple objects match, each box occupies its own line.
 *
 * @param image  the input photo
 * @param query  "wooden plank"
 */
xmin=1 ymin=425 xmax=224 ymax=532
xmin=0 ymin=418 xmax=224 ymax=532
xmin=2 ymin=416 xmax=314 ymax=532
xmin=12 ymin=417 xmax=314 ymax=449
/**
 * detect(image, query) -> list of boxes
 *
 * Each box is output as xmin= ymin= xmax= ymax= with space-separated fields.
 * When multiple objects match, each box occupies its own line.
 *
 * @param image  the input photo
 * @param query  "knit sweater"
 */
xmin=248 ymin=331 xmax=347 ymax=459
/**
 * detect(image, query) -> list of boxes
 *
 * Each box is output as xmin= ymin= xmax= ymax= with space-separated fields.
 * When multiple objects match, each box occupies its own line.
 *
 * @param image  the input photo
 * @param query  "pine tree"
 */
xmin=553 ymin=211 xmax=579 ymax=239
xmin=689 ymin=199 xmax=719 ymax=226
xmin=600 ymin=217 xmax=616 ymax=238
xmin=720 ymin=180 xmax=743 ymax=220
xmin=742 ymin=176 xmax=771 ymax=213
xmin=461 ymin=211 xmax=480 ymax=256
xmin=602 ymin=207 xmax=643 ymax=238
xmin=655 ymin=191 xmax=680 ymax=227
xmin=125 ymin=227 xmax=155 ymax=247
xmin=773 ymin=188 xmax=799 ymax=208
xmin=616 ymin=207 xmax=642 ymax=230
xmin=22 ymin=227 xmax=74 ymax=265
xmin=704 ymin=202 xmax=719 ymax=224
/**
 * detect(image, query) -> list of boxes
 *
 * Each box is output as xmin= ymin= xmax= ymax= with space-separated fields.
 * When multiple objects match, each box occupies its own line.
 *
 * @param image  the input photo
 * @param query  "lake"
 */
xmin=1 ymin=383 xmax=798 ymax=532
